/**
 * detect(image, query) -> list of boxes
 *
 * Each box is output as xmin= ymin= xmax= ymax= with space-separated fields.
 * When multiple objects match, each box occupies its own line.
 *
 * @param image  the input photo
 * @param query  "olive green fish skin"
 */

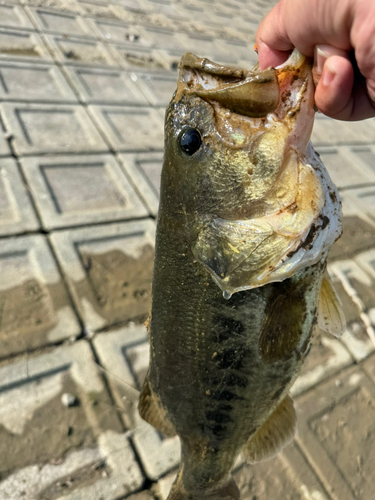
xmin=145 ymin=97 xmax=326 ymax=498
xmin=140 ymin=50 xmax=342 ymax=499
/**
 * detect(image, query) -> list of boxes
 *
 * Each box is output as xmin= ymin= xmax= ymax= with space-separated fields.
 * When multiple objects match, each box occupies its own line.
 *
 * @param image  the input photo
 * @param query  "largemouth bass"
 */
xmin=139 ymin=50 xmax=343 ymax=500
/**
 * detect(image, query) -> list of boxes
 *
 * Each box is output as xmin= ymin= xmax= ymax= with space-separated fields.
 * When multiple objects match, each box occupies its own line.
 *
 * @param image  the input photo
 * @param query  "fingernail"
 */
xmin=322 ymin=60 xmax=336 ymax=87
xmin=315 ymin=46 xmax=327 ymax=75
xmin=368 ymin=86 xmax=375 ymax=102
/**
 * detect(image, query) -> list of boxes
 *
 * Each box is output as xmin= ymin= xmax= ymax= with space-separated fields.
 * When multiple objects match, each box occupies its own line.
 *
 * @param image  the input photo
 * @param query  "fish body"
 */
xmin=139 ymin=51 xmax=342 ymax=500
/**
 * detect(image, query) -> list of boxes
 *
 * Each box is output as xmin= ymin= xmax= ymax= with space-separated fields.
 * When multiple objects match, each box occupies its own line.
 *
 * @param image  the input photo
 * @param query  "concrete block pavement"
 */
xmin=0 ymin=61 xmax=78 ymax=102
xmin=0 ymin=0 xmax=374 ymax=497
xmin=0 ymin=340 xmax=144 ymax=500
xmin=50 ymin=220 xmax=156 ymax=332
xmin=21 ymin=154 xmax=148 ymax=229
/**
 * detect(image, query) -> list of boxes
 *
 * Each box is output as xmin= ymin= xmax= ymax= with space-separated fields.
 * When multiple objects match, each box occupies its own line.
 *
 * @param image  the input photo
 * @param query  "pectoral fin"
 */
xmin=243 ymin=395 xmax=296 ymax=463
xmin=193 ymin=218 xmax=283 ymax=292
xmin=318 ymin=273 xmax=346 ymax=338
xmin=138 ymin=374 xmax=176 ymax=437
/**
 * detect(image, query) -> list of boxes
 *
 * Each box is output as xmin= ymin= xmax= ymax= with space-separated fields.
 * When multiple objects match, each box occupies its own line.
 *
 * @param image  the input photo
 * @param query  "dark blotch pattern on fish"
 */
xmin=210 ymin=389 xmax=244 ymax=401
xmin=216 ymin=346 xmax=250 ymax=370
xmin=212 ymin=314 xmax=245 ymax=342
xmin=205 ymin=410 xmax=233 ymax=424
xmin=204 ymin=372 xmax=248 ymax=388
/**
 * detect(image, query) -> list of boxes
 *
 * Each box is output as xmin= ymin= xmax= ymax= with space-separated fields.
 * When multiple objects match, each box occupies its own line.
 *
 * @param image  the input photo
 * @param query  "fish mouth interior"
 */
xmin=178 ymin=53 xmax=280 ymax=118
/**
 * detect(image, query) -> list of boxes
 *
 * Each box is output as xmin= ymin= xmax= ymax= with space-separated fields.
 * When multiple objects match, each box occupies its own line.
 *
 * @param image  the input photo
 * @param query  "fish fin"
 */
xmin=138 ymin=374 xmax=176 ymax=437
xmin=193 ymin=218 xmax=274 ymax=282
xmin=243 ymin=394 xmax=296 ymax=463
xmin=318 ymin=272 xmax=346 ymax=338
xmin=259 ymin=293 xmax=304 ymax=363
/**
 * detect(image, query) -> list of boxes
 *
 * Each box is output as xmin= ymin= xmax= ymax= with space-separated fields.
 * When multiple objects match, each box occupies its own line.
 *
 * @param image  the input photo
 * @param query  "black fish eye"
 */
xmin=179 ymin=128 xmax=202 ymax=156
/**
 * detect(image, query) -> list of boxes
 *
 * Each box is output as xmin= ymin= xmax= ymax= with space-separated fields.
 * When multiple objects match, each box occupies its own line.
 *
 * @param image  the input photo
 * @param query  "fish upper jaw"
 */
xmin=273 ymin=51 xmax=315 ymax=156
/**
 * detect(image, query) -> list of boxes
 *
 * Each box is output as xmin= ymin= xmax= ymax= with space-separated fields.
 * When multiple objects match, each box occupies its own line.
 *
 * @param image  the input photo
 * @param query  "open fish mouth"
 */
xmin=177 ymin=50 xmax=343 ymax=296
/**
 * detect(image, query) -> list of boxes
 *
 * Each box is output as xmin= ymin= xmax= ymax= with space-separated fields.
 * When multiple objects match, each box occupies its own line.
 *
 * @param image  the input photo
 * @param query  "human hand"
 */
xmin=256 ymin=0 xmax=375 ymax=121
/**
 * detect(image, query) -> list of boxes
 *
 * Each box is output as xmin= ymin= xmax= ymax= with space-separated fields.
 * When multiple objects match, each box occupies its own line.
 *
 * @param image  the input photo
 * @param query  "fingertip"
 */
xmin=256 ymin=41 xmax=290 ymax=70
xmin=256 ymin=1 xmax=293 ymax=70
xmin=315 ymin=55 xmax=354 ymax=120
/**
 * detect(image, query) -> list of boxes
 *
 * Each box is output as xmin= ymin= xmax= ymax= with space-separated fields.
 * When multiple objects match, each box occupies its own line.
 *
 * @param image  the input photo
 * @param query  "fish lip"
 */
xmin=178 ymin=53 xmax=280 ymax=118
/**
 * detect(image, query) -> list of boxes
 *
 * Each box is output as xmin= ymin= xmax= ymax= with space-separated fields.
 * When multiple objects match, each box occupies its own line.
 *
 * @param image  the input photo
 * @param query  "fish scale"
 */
xmin=139 ymin=50 xmax=343 ymax=500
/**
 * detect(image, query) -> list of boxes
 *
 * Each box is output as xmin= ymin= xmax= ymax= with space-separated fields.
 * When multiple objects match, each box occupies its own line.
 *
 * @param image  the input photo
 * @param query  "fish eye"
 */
xmin=179 ymin=128 xmax=202 ymax=156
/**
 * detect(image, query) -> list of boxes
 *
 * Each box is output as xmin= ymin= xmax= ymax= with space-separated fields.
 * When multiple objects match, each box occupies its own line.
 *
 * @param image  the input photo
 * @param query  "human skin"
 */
xmin=256 ymin=0 xmax=375 ymax=121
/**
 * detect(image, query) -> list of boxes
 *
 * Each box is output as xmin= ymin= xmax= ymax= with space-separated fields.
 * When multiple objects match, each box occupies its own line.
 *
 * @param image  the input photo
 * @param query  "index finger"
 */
xmin=256 ymin=0 xmax=353 ymax=70
xmin=256 ymin=1 xmax=294 ymax=69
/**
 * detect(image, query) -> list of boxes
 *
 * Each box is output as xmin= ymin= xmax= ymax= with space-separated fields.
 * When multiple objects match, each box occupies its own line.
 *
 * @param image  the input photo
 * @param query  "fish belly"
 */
xmin=146 ymin=222 xmax=325 ymax=492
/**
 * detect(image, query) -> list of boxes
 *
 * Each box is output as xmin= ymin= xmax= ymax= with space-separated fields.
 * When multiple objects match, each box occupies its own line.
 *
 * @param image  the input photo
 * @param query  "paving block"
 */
xmin=329 ymin=259 xmax=375 ymax=359
xmin=154 ymin=472 xmax=176 ymax=500
xmin=77 ymin=0 xmax=123 ymax=19
xmin=312 ymin=116 xmax=375 ymax=147
xmin=63 ymin=65 xmax=149 ymax=104
xmin=19 ymin=0 xmax=81 ymax=12
xmin=142 ymin=25 xmax=186 ymax=53
xmin=180 ymin=33 xmax=232 ymax=60
xmin=43 ymin=33 xmax=117 ymax=66
xmin=144 ymin=0 xmax=183 ymax=19
xmin=0 ymin=234 xmax=80 ymax=357
xmin=25 ymin=6 xmax=95 ymax=38
xmin=112 ymin=0 xmax=150 ymax=12
xmin=108 ymin=43 xmax=168 ymax=70
xmin=295 ymin=366 xmax=375 ymax=500
xmin=0 ymin=3 xmax=35 ymax=30
xmin=355 ymin=248 xmax=375 ymax=281
xmin=317 ymin=147 xmax=375 ymax=190
xmin=0 ymin=157 xmax=39 ymax=235
xmin=154 ymin=443 xmax=330 ymax=500
xmin=344 ymin=186 xmax=375 ymax=223
xmin=330 ymin=259 xmax=375 ymax=319
xmin=127 ymin=492 xmax=155 ymax=500
xmin=291 ymin=329 xmax=352 ymax=397
xmin=0 ymin=27 xmax=53 ymax=63
xmin=119 ymin=152 xmax=163 ymax=216
xmin=0 ymin=340 xmax=144 ymax=500
xmin=0 ymin=61 xmax=77 ymax=102
xmin=131 ymin=70 xmax=177 ymax=106
xmin=233 ymin=443 xmax=331 ymax=500
xmin=21 ymin=154 xmax=148 ymax=229
xmin=87 ymin=17 xmax=152 ymax=46
xmin=1 ymin=102 xmax=108 ymax=155
xmin=328 ymin=212 xmax=375 ymax=262
xmin=93 ymin=326 xmax=181 ymax=480
xmin=217 ymin=39 xmax=258 ymax=67
xmin=50 ymin=220 xmax=156 ymax=331
xmin=0 ymin=130 xmax=10 ymax=157
xmin=352 ymin=146 xmax=375 ymax=175
xmin=89 ymin=105 xmax=164 ymax=152
xmin=362 ymin=352 xmax=375 ymax=384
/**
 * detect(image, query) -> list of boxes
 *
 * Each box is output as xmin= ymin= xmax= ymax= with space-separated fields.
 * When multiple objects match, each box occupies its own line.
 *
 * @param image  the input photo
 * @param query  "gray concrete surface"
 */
xmin=0 ymin=0 xmax=375 ymax=498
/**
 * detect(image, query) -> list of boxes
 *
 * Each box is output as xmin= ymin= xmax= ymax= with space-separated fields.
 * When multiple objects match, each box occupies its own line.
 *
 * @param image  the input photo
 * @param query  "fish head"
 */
xmin=163 ymin=51 xmax=313 ymax=220
xmin=161 ymin=51 xmax=341 ymax=294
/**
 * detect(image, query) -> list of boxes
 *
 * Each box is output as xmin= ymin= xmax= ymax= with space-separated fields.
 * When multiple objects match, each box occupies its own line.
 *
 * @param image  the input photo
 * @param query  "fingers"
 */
xmin=314 ymin=47 xmax=375 ymax=121
xmin=351 ymin=8 xmax=375 ymax=102
xmin=256 ymin=0 xmax=352 ymax=70
xmin=314 ymin=52 xmax=354 ymax=120
xmin=256 ymin=1 xmax=292 ymax=69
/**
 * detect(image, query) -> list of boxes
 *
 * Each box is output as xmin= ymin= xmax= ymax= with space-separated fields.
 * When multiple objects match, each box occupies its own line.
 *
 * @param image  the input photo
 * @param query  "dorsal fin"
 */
xmin=243 ymin=395 xmax=296 ymax=463
xmin=318 ymin=272 xmax=346 ymax=338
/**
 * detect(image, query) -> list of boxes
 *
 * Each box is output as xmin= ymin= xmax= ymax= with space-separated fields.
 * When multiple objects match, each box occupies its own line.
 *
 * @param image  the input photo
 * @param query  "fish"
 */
xmin=138 ymin=49 xmax=344 ymax=500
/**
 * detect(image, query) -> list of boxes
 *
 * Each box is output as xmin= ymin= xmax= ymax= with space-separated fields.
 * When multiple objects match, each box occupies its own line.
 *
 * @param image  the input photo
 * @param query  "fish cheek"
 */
xmin=259 ymin=292 xmax=307 ymax=363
